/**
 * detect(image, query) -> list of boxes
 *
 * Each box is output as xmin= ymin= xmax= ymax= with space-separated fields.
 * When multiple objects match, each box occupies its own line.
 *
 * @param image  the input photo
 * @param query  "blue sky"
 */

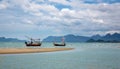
xmin=0 ymin=0 xmax=120 ymax=40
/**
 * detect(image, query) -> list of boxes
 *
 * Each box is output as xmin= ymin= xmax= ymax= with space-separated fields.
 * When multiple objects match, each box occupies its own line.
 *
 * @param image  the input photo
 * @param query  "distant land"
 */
xmin=0 ymin=33 xmax=120 ymax=42
xmin=43 ymin=34 xmax=90 ymax=42
xmin=0 ymin=37 xmax=25 ymax=42
xmin=87 ymin=33 xmax=120 ymax=43
xmin=43 ymin=33 xmax=120 ymax=42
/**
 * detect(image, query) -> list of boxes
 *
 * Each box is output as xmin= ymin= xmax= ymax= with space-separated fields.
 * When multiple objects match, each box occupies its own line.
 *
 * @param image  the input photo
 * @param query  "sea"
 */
xmin=0 ymin=42 xmax=120 ymax=69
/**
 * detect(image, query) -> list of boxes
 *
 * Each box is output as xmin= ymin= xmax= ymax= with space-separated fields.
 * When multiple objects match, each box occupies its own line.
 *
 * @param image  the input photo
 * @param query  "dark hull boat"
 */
xmin=25 ymin=36 xmax=41 ymax=47
xmin=25 ymin=42 xmax=41 ymax=46
xmin=54 ymin=37 xmax=66 ymax=46
xmin=54 ymin=43 xmax=66 ymax=46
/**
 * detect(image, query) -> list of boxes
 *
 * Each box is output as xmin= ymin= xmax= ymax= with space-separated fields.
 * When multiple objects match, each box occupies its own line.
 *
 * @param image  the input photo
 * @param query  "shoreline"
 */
xmin=0 ymin=48 xmax=74 ymax=54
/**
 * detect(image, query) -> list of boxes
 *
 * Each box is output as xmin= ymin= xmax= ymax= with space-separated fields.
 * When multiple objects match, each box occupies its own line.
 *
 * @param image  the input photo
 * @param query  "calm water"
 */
xmin=0 ymin=42 xmax=120 ymax=69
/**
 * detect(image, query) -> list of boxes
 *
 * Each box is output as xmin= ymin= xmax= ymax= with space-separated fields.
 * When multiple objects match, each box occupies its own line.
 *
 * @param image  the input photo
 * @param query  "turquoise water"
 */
xmin=0 ymin=42 xmax=120 ymax=69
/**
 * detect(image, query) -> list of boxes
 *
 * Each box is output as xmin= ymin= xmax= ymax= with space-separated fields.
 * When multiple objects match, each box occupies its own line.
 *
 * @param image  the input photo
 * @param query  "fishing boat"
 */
xmin=54 ymin=42 xmax=66 ymax=46
xmin=54 ymin=37 xmax=66 ymax=46
xmin=25 ymin=36 xmax=41 ymax=46
xmin=25 ymin=41 xmax=41 ymax=46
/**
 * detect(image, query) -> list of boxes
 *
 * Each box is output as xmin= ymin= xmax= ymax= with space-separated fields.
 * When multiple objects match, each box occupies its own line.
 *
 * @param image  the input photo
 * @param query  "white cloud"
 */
xmin=60 ymin=8 xmax=76 ymax=17
xmin=0 ymin=23 xmax=37 ymax=32
xmin=49 ymin=0 xmax=70 ymax=5
xmin=106 ymin=30 xmax=120 ymax=34
xmin=0 ymin=0 xmax=120 ymax=39
xmin=19 ymin=1 xmax=59 ymax=16
xmin=0 ymin=4 xmax=7 ymax=9
xmin=23 ymin=19 xmax=34 ymax=24
xmin=0 ymin=1 xmax=8 ymax=9
xmin=34 ymin=0 xmax=45 ymax=3
xmin=92 ymin=18 xmax=104 ymax=23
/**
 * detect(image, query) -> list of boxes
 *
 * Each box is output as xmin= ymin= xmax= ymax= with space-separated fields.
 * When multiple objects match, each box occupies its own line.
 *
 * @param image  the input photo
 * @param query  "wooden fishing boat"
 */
xmin=25 ymin=42 xmax=41 ymax=46
xmin=54 ymin=37 xmax=66 ymax=46
xmin=54 ymin=43 xmax=66 ymax=46
xmin=25 ymin=36 xmax=41 ymax=46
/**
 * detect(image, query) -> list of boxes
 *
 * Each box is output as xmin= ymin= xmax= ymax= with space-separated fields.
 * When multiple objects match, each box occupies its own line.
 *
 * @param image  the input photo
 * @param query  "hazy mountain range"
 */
xmin=43 ymin=33 xmax=120 ymax=42
xmin=0 ymin=37 xmax=25 ymax=42
xmin=0 ymin=33 xmax=120 ymax=42
xmin=43 ymin=34 xmax=89 ymax=42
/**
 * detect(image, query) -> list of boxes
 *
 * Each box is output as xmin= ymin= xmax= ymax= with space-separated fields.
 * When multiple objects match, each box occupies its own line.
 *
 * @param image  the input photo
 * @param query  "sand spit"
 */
xmin=0 ymin=48 xmax=74 ymax=54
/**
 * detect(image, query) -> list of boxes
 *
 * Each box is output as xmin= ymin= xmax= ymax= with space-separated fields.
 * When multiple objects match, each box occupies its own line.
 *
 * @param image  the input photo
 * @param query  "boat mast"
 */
xmin=62 ymin=37 xmax=65 ymax=43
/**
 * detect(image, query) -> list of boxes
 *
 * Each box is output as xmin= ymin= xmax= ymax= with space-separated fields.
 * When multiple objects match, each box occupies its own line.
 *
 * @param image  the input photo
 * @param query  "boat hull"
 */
xmin=25 ymin=42 xmax=41 ymax=46
xmin=26 ymin=44 xmax=41 ymax=46
xmin=54 ymin=43 xmax=66 ymax=46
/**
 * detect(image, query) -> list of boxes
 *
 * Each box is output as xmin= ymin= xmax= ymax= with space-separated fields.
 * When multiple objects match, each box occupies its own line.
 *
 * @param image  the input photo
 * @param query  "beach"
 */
xmin=0 ymin=48 xmax=74 ymax=54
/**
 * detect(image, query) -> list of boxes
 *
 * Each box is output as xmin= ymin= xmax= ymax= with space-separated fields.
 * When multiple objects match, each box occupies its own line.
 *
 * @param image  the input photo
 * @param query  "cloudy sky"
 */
xmin=0 ymin=0 xmax=120 ymax=39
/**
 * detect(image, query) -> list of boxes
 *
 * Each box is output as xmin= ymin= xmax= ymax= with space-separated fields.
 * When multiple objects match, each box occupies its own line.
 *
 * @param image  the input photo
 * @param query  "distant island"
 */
xmin=43 ymin=33 xmax=120 ymax=43
xmin=0 ymin=33 xmax=120 ymax=43
xmin=87 ymin=33 xmax=120 ymax=43
xmin=43 ymin=34 xmax=90 ymax=42
xmin=0 ymin=37 xmax=25 ymax=42
xmin=86 ymin=39 xmax=120 ymax=43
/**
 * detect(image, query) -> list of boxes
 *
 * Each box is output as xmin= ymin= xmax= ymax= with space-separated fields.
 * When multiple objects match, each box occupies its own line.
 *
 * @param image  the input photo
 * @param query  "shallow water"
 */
xmin=0 ymin=42 xmax=120 ymax=69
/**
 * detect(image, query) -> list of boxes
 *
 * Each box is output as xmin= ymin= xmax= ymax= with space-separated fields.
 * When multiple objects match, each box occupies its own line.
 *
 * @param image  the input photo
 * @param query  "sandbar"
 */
xmin=0 ymin=48 xmax=74 ymax=54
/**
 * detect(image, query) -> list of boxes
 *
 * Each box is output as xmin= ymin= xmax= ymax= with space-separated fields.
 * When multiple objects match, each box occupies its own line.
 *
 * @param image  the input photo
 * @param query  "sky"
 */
xmin=0 ymin=0 xmax=120 ymax=40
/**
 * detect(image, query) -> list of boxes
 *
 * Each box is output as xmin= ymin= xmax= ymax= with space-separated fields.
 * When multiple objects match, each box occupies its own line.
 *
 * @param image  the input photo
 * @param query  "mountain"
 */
xmin=1 ymin=32 xmax=120 ymax=42
xmin=42 ymin=36 xmax=62 ymax=42
xmin=43 ymin=34 xmax=90 ymax=42
xmin=91 ymin=34 xmax=102 ymax=40
xmin=64 ymin=34 xmax=90 ymax=42
xmin=101 ymin=33 xmax=120 ymax=41
xmin=43 ymin=33 xmax=120 ymax=42
xmin=0 ymin=37 xmax=25 ymax=42
xmin=87 ymin=38 xmax=120 ymax=43
xmin=87 ymin=33 xmax=120 ymax=42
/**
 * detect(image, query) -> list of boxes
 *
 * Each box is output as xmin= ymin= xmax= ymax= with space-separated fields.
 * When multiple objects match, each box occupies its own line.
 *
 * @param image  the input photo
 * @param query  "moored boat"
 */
xmin=54 ymin=43 xmax=66 ymax=46
xmin=54 ymin=37 xmax=66 ymax=46
xmin=25 ymin=42 xmax=41 ymax=46
xmin=25 ymin=36 xmax=41 ymax=46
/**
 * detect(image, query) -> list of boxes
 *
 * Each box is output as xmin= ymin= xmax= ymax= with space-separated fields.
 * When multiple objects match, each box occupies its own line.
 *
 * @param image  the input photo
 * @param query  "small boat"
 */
xmin=54 ymin=42 xmax=66 ymax=46
xmin=25 ymin=42 xmax=41 ymax=46
xmin=54 ymin=37 xmax=66 ymax=46
xmin=25 ymin=36 xmax=41 ymax=46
